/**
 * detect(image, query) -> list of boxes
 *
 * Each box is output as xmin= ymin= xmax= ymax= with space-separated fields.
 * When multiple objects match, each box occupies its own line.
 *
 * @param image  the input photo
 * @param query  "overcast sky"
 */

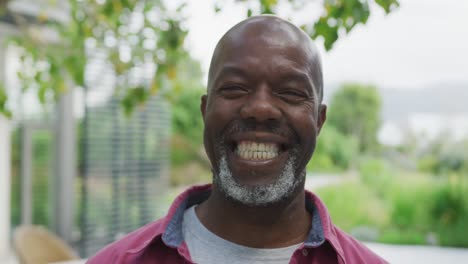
xmin=184 ymin=0 xmax=468 ymax=90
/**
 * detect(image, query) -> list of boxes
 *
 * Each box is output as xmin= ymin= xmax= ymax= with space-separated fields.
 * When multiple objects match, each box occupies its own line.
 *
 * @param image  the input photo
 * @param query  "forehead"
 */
xmin=210 ymin=31 xmax=315 ymax=88
xmin=222 ymin=22 xmax=312 ymax=64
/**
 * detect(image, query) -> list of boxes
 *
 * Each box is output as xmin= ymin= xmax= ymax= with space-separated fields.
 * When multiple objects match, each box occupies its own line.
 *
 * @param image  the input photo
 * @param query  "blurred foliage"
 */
xmin=316 ymin=182 xmax=387 ymax=232
xmin=169 ymin=159 xmax=211 ymax=186
xmin=359 ymin=157 xmax=393 ymax=198
xmin=217 ymin=0 xmax=399 ymax=50
xmin=10 ymin=126 xmax=20 ymax=227
xmin=387 ymin=176 xmax=468 ymax=247
xmin=378 ymin=228 xmax=427 ymax=245
xmin=3 ymin=0 xmax=191 ymax=117
xmin=10 ymin=128 xmax=52 ymax=227
xmin=307 ymin=124 xmax=358 ymax=172
xmin=418 ymin=138 xmax=468 ymax=176
xmin=311 ymin=0 xmax=398 ymax=50
xmin=167 ymin=57 xmax=211 ymax=179
xmin=328 ymin=83 xmax=382 ymax=153
xmin=171 ymin=88 xmax=204 ymax=145
xmin=431 ymin=177 xmax=467 ymax=227
xmin=308 ymin=83 xmax=387 ymax=172
xmin=0 ymin=83 xmax=12 ymax=118
xmin=320 ymin=165 xmax=468 ymax=247
xmin=170 ymin=85 xmax=212 ymax=173
xmin=0 ymin=0 xmax=399 ymax=117
xmin=169 ymin=86 xmax=213 ymax=185
xmin=389 ymin=184 xmax=431 ymax=229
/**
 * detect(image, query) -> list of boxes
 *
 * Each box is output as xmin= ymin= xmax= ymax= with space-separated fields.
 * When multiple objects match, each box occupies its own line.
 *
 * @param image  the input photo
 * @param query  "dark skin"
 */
xmin=197 ymin=16 xmax=327 ymax=248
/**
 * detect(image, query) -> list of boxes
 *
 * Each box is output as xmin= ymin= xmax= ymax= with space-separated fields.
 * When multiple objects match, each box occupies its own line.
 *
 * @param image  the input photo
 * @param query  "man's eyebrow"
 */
xmin=280 ymin=72 xmax=310 ymax=85
xmin=213 ymin=65 xmax=249 ymax=83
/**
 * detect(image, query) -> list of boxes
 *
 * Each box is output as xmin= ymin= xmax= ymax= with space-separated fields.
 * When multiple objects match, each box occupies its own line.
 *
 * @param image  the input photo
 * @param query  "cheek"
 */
xmin=290 ymin=108 xmax=319 ymax=137
xmin=207 ymin=99 xmax=238 ymax=124
xmin=204 ymin=99 xmax=239 ymax=143
xmin=288 ymin=109 xmax=319 ymax=162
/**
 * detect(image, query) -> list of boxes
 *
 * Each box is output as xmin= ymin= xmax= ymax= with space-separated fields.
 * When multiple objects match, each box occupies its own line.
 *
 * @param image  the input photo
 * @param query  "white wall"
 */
xmin=0 ymin=115 xmax=11 ymax=258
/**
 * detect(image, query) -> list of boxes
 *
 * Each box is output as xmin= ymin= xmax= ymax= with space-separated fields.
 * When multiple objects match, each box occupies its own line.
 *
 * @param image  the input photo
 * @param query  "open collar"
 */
xmin=125 ymin=184 xmax=344 ymax=262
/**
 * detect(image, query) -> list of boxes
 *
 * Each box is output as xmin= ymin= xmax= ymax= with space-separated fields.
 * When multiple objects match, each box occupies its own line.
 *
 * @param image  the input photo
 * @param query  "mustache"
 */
xmin=220 ymin=119 xmax=299 ymax=144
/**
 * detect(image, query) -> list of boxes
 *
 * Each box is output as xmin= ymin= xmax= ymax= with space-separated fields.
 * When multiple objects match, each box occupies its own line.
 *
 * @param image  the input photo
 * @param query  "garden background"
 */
xmin=1 ymin=0 xmax=467 ymax=260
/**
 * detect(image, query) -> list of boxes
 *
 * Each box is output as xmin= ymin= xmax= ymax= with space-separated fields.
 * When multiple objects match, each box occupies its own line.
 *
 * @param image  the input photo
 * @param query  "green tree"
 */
xmin=419 ymin=137 xmax=468 ymax=175
xmin=327 ymin=83 xmax=382 ymax=152
xmin=0 ymin=0 xmax=399 ymax=117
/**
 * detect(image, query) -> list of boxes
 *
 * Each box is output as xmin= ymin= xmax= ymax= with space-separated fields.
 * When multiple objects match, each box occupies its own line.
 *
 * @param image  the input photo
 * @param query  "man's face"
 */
xmin=201 ymin=25 xmax=326 ymax=206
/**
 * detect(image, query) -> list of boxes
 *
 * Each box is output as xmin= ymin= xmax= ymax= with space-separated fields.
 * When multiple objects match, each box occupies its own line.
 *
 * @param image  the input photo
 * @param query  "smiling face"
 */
xmin=201 ymin=16 xmax=326 ymax=206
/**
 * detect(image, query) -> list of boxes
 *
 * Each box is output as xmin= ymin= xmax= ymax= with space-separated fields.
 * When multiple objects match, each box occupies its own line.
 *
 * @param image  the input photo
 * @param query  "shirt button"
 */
xmin=302 ymin=249 xmax=308 ymax=256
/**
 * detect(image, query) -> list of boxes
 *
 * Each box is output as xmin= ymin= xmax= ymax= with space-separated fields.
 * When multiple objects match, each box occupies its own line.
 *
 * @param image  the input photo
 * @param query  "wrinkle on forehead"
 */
xmin=207 ymin=15 xmax=323 ymax=102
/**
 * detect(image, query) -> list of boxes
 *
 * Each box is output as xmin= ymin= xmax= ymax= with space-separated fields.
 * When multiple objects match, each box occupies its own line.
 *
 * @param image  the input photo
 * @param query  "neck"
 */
xmin=195 ymin=182 xmax=311 ymax=248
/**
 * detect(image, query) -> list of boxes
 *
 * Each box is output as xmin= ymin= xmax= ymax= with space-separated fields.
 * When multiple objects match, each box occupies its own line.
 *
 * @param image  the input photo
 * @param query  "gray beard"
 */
xmin=214 ymin=148 xmax=303 ymax=207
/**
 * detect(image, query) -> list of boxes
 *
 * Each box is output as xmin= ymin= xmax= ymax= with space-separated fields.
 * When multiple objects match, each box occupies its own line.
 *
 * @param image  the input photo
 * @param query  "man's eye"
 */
xmin=219 ymin=86 xmax=248 ymax=98
xmin=278 ymin=90 xmax=307 ymax=102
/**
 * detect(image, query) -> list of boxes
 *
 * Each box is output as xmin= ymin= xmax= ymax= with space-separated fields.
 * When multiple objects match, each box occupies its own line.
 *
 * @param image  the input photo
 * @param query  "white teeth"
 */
xmin=235 ymin=141 xmax=279 ymax=160
xmin=259 ymin=143 xmax=265 ymax=151
xmin=252 ymin=142 xmax=258 ymax=150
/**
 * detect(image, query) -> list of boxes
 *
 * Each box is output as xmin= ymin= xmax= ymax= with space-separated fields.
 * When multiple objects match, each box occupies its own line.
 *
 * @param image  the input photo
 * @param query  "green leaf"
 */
xmin=120 ymin=86 xmax=151 ymax=116
xmin=0 ymin=85 xmax=7 ymax=102
xmin=0 ymin=84 xmax=12 ymax=118
xmin=312 ymin=17 xmax=339 ymax=51
xmin=374 ymin=0 xmax=399 ymax=13
xmin=176 ymin=2 xmax=188 ymax=12
xmin=310 ymin=0 xmax=375 ymax=50
xmin=260 ymin=0 xmax=277 ymax=14
xmin=38 ymin=83 xmax=48 ymax=104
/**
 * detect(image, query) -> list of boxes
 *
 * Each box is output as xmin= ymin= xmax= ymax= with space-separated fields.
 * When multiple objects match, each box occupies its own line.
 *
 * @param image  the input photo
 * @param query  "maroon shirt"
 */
xmin=87 ymin=184 xmax=387 ymax=264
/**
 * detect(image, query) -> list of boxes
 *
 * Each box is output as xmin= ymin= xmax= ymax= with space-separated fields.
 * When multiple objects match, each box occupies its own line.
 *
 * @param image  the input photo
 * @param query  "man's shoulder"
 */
xmin=87 ymin=217 xmax=166 ymax=263
xmin=86 ymin=185 xmax=212 ymax=263
xmin=331 ymin=225 xmax=388 ymax=264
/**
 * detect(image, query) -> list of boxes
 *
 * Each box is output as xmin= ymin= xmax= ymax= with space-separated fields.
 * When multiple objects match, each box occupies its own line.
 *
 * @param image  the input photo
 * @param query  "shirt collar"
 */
xmin=304 ymin=190 xmax=346 ymax=261
xmin=127 ymin=184 xmax=343 ymax=261
xmin=162 ymin=185 xmax=211 ymax=247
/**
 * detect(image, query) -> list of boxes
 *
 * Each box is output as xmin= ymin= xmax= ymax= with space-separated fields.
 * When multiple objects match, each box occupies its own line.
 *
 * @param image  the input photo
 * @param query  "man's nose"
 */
xmin=239 ymin=85 xmax=281 ymax=123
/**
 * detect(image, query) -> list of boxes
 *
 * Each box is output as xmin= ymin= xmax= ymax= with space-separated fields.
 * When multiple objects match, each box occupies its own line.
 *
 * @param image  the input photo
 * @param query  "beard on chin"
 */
xmin=213 ymin=146 xmax=305 ymax=207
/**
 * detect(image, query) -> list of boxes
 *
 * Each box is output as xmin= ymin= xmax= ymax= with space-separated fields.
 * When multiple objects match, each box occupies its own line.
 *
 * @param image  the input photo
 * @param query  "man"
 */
xmin=88 ymin=15 xmax=386 ymax=264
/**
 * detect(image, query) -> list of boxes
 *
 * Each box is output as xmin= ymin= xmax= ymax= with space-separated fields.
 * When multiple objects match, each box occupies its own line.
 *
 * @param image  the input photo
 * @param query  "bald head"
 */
xmin=207 ymin=15 xmax=323 ymax=102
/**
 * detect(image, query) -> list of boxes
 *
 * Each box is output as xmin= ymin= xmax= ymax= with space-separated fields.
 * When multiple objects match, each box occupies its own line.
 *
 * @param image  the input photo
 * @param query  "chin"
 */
xmin=213 ymin=147 xmax=305 ymax=207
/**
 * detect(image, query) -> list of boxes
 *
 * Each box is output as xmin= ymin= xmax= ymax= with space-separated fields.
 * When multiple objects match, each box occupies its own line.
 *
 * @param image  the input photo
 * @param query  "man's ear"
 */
xmin=200 ymin=94 xmax=207 ymax=122
xmin=317 ymin=104 xmax=327 ymax=134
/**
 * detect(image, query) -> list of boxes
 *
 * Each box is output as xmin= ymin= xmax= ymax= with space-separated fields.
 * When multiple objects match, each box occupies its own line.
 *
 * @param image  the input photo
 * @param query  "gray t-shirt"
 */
xmin=182 ymin=205 xmax=301 ymax=264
